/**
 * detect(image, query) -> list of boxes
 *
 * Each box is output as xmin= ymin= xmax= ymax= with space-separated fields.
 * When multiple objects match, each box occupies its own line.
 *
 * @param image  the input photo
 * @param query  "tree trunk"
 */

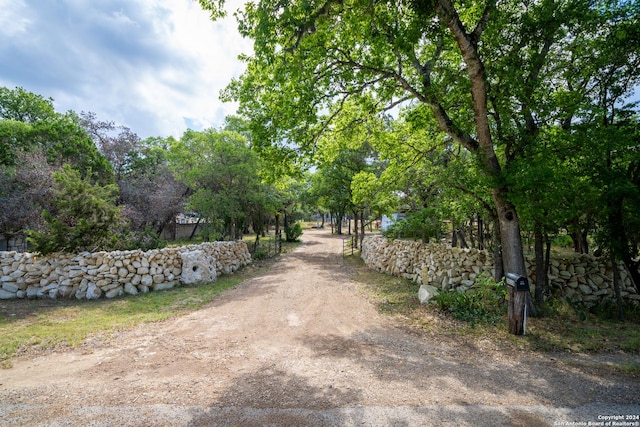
xmin=569 ymin=227 xmax=590 ymax=254
xmin=545 ymin=236 xmax=551 ymax=303
xmin=494 ymin=193 xmax=528 ymax=335
xmin=457 ymin=230 xmax=468 ymax=249
xmin=353 ymin=210 xmax=359 ymax=249
xmin=492 ymin=217 xmax=504 ymax=283
xmin=468 ymin=216 xmax=476 ymax=249
xmin=611 ymin=251 xmax=625 ymax=321
xmin=360 ymin=211 xmax=365 ymax=248
xmin=534 ymin=222 xmax=545 ymax=307
xmin=275 ymin=213 xmax=280 ymax=237
xmin=451 ymin=222 xmax=458 ymax=248
xmin=477 ymin=216 xmax=484 ymax=250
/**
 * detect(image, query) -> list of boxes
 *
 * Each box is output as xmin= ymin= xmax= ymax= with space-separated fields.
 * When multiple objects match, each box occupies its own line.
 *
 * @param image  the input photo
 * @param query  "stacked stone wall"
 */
xmin=0 ymin=241 xmax=251 ymax=300
xmin=361 ymin=235 xmax=639 ymax=307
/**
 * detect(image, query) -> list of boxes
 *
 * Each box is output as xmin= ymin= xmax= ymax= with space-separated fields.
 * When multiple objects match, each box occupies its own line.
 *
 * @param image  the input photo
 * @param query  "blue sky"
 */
xmin=0 ymin=0 xmax=251 ymax=139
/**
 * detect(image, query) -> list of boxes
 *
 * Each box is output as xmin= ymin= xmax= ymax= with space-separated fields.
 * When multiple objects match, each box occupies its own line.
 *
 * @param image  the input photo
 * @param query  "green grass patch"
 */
xmin=0 ymin=273 xmax=247 ymax=367
xmin=345 ymin=253 xmax=640 ymax=357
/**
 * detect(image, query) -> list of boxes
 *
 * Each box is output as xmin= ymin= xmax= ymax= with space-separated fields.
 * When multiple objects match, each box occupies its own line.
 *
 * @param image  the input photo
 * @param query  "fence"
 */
xmin=342 ymin=235 xmax=356 ymax=256
xmin=248 ymin=232 xmax=282 ymax=259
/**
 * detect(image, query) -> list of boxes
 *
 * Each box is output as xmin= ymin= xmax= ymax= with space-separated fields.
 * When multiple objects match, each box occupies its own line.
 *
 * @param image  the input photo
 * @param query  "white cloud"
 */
xmin=0 ymin=0 xmax=31 ymax=37
xmin=0 ymin=0 xmax=252 ymax=139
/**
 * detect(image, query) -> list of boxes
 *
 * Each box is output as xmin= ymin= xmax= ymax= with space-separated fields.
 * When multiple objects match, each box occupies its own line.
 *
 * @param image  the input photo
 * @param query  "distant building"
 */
xmin=381 ymin=213 xmax=406 ymax=232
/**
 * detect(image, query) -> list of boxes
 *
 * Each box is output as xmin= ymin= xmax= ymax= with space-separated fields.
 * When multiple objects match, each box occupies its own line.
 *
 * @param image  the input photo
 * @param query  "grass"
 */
xmin=343 ymin=252 xmax=640 ymax=358
xmin=0 ymin=270 xmax=250 ymax=367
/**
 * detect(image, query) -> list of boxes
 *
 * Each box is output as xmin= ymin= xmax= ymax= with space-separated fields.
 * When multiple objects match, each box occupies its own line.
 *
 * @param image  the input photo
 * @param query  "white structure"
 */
xmin=380 ymin=213 xmax=406 ymax=231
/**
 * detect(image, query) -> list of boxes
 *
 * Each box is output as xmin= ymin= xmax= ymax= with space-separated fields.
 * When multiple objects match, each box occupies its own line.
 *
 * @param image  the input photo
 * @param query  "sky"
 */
xmin=0 ymin=0 xmax=252 ymax=139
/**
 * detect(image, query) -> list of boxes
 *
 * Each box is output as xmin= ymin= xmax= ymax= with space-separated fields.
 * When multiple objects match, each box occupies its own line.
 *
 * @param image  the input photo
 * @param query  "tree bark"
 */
xmin=360 ymin=211 xmax=365 ymax=248
xmin=353 ymin=210 xmax=359 ymax=249
xmin=611 ymin=251 xmax=625 ymax=321
xmin=534 ymin=222 xmax=545 ymax=306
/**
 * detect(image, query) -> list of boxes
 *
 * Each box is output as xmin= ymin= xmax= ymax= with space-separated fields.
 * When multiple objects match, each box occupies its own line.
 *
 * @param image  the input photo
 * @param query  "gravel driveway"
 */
xmin=1 ymin=228 xmax=639 ymax=426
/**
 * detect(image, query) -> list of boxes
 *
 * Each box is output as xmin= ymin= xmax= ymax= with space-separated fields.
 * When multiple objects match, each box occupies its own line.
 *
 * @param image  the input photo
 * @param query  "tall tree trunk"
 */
xmin=611 ymin=251 xmax=625 ymax=321
xmin=451 ymin=222 xmax=458 ymax=248
xmin=477 ymin=216 xmax=484 ymax=250
xmin=457 ymin=230 xmax=469 ymax=249
xmin=353 ymin=210 xmax=358 ymax=249
xmin=492 ymin=217 xmax=504 ymax=283
xmin=360 ymin=210 xmax=365 ymax=248
xmin=545 ymin=236 xmax=551 ymax=303
xmin=468 ymin=216 xmax=476 ymax=249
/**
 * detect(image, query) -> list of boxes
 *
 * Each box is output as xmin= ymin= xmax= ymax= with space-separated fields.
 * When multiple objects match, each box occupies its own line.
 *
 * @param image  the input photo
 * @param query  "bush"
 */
xmin=285 ymin=222 xmax=303 ymax=242
xmin=118 ymin=226 xmax=167 ymax=251
xmin=383 ymin=208 xmax=444 ymax=242
xmin=552 ymin=234 xmax=573 ymax=248
xmin=28 ymin=165 xmax=125 ymax=254
xmin=430 ymin=275 xmax=508 ymax=325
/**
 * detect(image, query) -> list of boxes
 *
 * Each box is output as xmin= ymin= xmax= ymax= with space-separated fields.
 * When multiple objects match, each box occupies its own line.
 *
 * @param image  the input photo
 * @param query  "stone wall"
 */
xmin=361 ymin=235 xmax=640 ymax=306
xmin=0 ymin=241 xmax=251 ymax=300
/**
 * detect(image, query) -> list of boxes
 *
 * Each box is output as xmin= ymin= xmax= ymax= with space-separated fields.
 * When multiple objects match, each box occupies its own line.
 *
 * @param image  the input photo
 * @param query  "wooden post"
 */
xmin=506 ymin=273 xmax=529 ymax=335
xmin=508 ymin=289 xmax=527 ymax=335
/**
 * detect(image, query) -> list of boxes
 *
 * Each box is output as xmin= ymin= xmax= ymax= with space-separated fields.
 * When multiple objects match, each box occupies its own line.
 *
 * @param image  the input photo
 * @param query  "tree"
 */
xmin=28 ymin=165 xmax=125 ymax=254
xmin=120 ymin=137 xmax=189 ymax=238
xmin=0 ymin=151 xmax=54 ymax=236
xmin=170 ymin=128 xmax=264 ymax=240
xmin=1 ymin=87 xmax=113 ymax=241
xmin=204 ymin=0 xmax=640 ymax=334
xmin=0 ymin=86 xmax=55 ymax=123
xmin=79 ymin=111 xmax=141 ymax=181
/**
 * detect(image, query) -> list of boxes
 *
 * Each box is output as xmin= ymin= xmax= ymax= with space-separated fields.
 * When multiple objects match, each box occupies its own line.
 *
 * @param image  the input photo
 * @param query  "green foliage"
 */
xmin=118 ymin=226 xmax=167 ymax=251
xmin=284 ymin=222 xmax=303 ymax=242
xmin=170 ymin=128 xmax=265 ymax=240
xmin=430 ymin=276 xmax=508 ymax=325
xmin=0 ymin=88 xmax=112 ymax=182
xmin=28 ymin=165 xmax=125 ymax=254
xmin=0 ymin=86 xmax=55 ymax=122
xmin=552 ymin=234 xmax=574 ymax=249
xmin=383 ymin=208 xmax=444 ymax=242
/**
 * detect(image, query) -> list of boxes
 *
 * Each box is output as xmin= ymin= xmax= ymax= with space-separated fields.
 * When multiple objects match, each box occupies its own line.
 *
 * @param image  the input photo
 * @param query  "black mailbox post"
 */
xmin=505 ymin=272 xmax=530 ymax=335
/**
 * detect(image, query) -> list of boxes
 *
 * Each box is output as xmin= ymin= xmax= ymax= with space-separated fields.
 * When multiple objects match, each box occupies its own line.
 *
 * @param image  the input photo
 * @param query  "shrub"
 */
xmin=118 ymin=226 xmax=167 ymax=251
xmin=28 ymin=165 xmax=125 ymax=254
xmin=430 ymin=275 xmax=508 ymax=325
xmin=285 ymin=222 xmax=303 ymax=242
xmin=383 ymin=208 xmax=444 ymax=242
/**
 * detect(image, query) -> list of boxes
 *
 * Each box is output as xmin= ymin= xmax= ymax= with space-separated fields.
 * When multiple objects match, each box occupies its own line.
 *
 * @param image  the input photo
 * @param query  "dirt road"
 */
xmin=1 ymin=228 xmax=639 ymax=426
